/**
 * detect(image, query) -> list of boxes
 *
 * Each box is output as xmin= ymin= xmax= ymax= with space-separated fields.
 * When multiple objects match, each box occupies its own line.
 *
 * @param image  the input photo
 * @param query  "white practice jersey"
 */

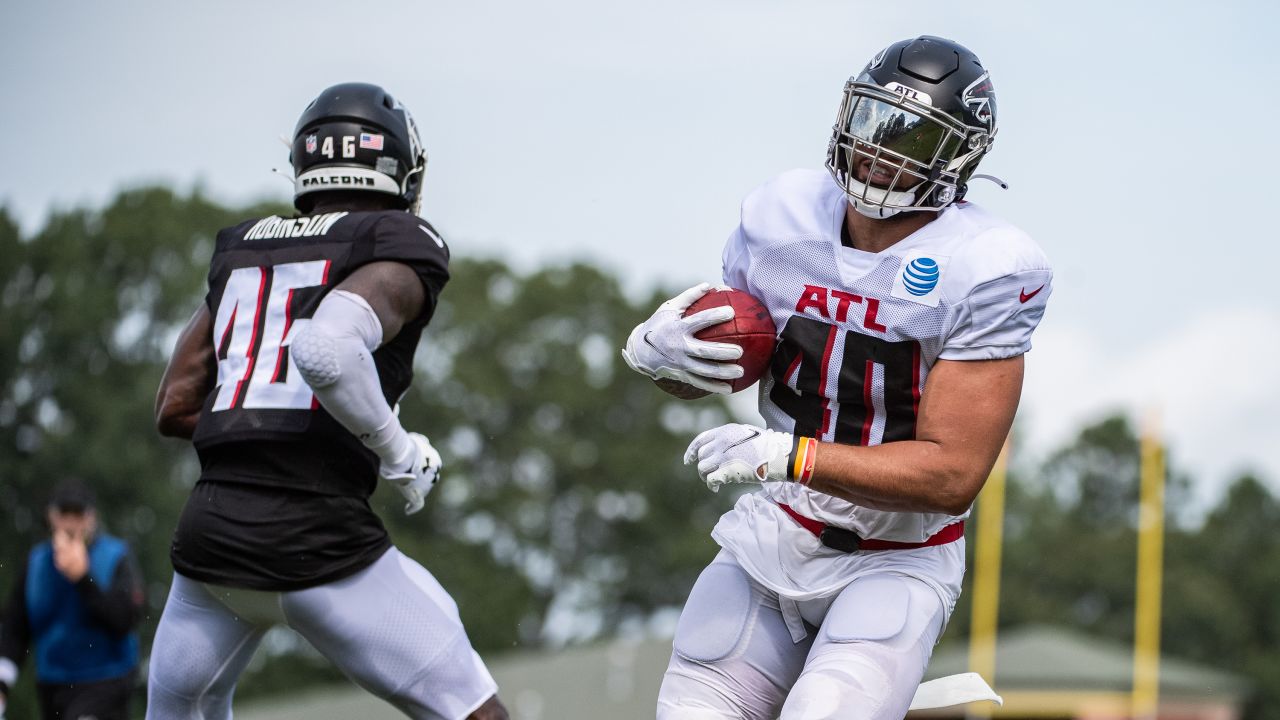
xmin=715 ymin=169 xmax=1051 ymax=570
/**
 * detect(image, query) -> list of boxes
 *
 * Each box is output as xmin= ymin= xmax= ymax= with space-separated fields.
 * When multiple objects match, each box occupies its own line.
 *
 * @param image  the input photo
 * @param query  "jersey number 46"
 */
xmin=211 ymin=260 xmax=331 ymax=412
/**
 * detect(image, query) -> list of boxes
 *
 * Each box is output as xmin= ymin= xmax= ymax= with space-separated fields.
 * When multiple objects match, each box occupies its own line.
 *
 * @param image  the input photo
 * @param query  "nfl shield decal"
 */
xmin=891 ymin=252 xmax=949 ymax=307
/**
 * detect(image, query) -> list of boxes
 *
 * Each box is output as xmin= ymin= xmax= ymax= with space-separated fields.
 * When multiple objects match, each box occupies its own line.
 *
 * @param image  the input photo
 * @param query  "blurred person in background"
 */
xmin=0 ymin=478 xmax=144 ymax=720
xmin=148 ymin=82 xmax=507 ymax=720
xmin=624 ymin=36 xmax=1050 ymax=719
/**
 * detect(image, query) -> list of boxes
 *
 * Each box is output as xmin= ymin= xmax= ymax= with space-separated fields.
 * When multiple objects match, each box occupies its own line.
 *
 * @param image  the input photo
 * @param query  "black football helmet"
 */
xmin=289 ymin=83 xmax=426 ymax=213
xmin=825 ymin=36 xmax=997 ymax=218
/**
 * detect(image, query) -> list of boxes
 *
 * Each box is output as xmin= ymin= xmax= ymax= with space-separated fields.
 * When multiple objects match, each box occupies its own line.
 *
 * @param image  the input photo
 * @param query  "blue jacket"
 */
xmin=24 ymin=534 xmax=139 ymax=683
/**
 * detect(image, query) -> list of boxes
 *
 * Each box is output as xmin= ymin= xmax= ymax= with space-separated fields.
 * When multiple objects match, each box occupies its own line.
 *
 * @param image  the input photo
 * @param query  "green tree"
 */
xmin=1164 ymin=475 xmax=1278 ymax=719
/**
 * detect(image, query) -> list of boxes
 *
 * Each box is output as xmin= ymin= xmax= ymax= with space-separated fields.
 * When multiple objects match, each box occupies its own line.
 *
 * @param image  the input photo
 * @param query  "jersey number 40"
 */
xmin=769 ymin=315 xmax=922 ymax=446
xmin=211 ymin=260 xmax=331 ymax=412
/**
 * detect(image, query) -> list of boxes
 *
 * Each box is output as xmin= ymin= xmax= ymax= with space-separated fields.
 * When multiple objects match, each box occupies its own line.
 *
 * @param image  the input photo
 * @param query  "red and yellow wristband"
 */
xmin=788 ymin=436 xmax=818 ymax=486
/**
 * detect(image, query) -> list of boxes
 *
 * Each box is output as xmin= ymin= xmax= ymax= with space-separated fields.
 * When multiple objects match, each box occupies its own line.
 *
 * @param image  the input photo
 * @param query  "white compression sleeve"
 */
xmin=291 ymin=290 xmax=414 ymax=471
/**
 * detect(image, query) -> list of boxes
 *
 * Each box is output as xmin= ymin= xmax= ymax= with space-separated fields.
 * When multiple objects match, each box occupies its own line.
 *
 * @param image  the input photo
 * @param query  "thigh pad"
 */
xmin=823 ymin=574 xmax=911 ymax=643
xmin=673 ymin=562 xmax=755 ymax=663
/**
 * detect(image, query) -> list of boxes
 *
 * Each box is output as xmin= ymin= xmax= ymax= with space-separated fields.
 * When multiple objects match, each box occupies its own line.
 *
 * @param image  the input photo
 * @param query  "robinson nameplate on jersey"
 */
xmin=244 ymin=212 xmax=348 ymax=241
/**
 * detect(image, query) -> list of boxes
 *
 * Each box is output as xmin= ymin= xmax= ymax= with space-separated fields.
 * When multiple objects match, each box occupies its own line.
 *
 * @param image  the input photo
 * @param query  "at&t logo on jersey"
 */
xmin=890 ymin=253 xmax=949 ymax=307
xmin=903 ymin=258 xmax=939 ymax=295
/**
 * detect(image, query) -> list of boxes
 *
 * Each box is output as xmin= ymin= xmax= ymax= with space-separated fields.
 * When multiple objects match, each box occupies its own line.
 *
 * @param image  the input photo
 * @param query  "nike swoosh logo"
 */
xmin=726 ymin=429 xmax=761 ymax=451
xmin=1019 ymin=285 xmax=1045 ymax=303
xmin=643 ymin=332 xmax=677 ymax=363
xmin=418 ymin=224 xmax=444 ymax=248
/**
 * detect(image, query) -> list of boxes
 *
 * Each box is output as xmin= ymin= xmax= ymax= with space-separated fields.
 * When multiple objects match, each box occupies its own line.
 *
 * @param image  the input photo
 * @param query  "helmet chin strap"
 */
xmin=850 ymin=199 xmax=902 ymax=219
xmin=846 ymin=177 xmax=916 ymax=219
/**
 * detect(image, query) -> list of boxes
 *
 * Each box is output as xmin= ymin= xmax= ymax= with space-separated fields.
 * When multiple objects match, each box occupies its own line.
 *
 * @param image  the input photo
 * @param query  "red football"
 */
xmin=685 ymin=288 xmax=776 ymax=393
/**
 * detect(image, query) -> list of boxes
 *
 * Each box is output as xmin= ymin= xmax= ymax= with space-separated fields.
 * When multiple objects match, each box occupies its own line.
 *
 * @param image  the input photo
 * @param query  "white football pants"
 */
xmin=146 ymin=547 xmax=498 ymax=720
xmin=657 ymin=550 xmax=947 ymax=720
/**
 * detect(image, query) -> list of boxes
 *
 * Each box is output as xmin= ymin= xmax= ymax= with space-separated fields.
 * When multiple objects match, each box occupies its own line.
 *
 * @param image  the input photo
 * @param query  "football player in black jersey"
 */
xmin=149 ymin=83 xmax=509 ymax=720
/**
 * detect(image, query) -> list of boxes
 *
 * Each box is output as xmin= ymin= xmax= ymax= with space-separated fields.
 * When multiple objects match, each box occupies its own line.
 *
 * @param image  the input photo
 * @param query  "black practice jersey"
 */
xmin=172 ymin=209 xmax=447 ymax=591
xmin=191 ymin=209 xmax=448 ymax=497
xmin=171 ymin=480 xmax=394 ymax=591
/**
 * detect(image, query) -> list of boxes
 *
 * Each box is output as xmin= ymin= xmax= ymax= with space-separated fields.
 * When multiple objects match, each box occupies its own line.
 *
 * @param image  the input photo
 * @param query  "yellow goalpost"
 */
xmin=1132 ymin=412 xmax=1166 ymax=719
xmin=964 ymin=414 xmax=1166 ymax=719
xmin=966 ymin=439 xmax=1009 ymax=719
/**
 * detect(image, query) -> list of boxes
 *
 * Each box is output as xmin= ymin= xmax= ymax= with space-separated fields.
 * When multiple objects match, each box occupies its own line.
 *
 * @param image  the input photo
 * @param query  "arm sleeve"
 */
xmin=940 ymin=268 xmax=1053 ymax=360
xmin=290 ymin=290 xmax=414 ymax=469
xmin=0 ymin=555 xmax=31 ymax=689
xmin=74 ymin=547 xmax=144 ymax=637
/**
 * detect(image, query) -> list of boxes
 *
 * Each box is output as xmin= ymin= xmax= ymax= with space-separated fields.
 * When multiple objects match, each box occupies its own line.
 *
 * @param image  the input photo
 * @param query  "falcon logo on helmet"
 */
xmin=868 ymin=45 xmax=890 ymax=71
xmin=288 ymin=82 xmax=428 ymax=214
xmin=962 ymin=72 xmax=995 ymax=125
xmin=825 ymin=36 xmax=999 ymax=219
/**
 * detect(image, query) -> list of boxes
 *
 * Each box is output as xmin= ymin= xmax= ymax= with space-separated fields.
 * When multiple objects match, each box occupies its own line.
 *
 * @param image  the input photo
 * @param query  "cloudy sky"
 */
xmin=3 ymin=0 xmax=1277 ymax=511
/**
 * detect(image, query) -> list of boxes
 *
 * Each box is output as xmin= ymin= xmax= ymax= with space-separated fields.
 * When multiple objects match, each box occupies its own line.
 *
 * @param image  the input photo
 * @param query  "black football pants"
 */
xmin=37 ymin=673 xmax=134 ymax=720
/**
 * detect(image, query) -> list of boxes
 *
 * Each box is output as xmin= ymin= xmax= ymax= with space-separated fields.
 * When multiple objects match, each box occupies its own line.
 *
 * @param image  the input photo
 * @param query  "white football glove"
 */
xmin=684 ymin=423 xmax=793 ymax=492
xmin=378 ymin=432 xmax=442 ymax=515
xmin=621 ymin=283 xmax=744 ymax=395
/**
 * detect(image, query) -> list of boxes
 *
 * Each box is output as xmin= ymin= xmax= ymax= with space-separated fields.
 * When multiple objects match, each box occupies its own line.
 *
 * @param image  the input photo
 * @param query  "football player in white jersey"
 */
xmin=624 ymin=36 xmax=1051 ymax=719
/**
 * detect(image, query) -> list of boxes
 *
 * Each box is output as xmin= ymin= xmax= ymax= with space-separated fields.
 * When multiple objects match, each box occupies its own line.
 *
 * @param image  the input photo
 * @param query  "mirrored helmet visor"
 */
xmin=844 ymin=96 xmax=963 ymax=167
